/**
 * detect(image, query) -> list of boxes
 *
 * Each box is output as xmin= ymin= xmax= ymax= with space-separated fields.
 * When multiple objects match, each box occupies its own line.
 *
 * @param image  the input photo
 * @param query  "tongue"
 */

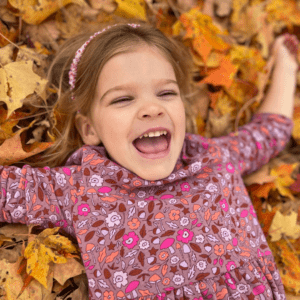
xmin=134 ymin=136 xmax=168 ymax=154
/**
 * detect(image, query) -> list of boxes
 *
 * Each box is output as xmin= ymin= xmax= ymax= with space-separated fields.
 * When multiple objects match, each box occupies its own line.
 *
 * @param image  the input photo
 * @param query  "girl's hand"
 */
xmin=271 ymin=33 xmax=300 ymax=74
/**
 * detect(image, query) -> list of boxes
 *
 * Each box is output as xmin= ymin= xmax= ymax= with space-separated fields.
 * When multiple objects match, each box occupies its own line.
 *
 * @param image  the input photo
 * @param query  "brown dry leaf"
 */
xmin=53 ymin=257 xmax=85 ymax=286
xmin=206 ymin=110 xmax=232 ymax=138
xmin=0 ymin=43 xmax=14 ymax=65
xmin=0 ymin=20 xmax=18 ymax=47
xmin=243 ymin=164 xmax=277 ymax=185
xmin=0 ymin=125 xmax=53 ymax=165
xmin=8 ymin=0 xmax=88 ymax=25
xmin=89 ymin=0 xmax=117 ymax=12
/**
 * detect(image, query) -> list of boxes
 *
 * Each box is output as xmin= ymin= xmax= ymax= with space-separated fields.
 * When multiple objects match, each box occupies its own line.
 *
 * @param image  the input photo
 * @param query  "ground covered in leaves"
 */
xmin=0 ymin=0 xmax=300 ymax=299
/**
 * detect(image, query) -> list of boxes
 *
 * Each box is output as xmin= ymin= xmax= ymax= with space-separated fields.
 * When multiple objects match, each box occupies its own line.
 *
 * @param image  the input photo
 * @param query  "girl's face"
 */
xmin=81 ymin=45 xmax=186 ymax=181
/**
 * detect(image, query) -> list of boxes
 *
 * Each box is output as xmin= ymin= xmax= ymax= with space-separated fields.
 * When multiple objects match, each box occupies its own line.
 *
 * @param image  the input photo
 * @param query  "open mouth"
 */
xmin=132 ymin=132 xmax=171 ymax=154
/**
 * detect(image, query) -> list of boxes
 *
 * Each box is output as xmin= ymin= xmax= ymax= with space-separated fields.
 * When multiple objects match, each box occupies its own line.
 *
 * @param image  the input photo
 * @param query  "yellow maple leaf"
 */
xmin=8 ymin=0 xmax=87 ymax=25
xmin=24 ymin=227 xmax=77 ymax=289
xmin=269 ymin=211 xmax=300 ymax=242
xmin=0 ymin=60 xmax=47 ymax=119
xmin=114 ymin=0 xmax=147 ymax=21
xmin=270 ymin=163 xmax=298 ymax=200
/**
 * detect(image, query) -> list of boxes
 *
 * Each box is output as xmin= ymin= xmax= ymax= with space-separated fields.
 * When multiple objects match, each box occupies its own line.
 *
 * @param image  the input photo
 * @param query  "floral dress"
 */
xmin=0 ymin=113 xmax=293 ymax=300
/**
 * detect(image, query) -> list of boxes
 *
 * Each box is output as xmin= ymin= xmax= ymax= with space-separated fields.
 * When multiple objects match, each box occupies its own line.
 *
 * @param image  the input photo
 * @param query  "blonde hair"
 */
xmin=28 ymin=19 xmax=199 ymax=168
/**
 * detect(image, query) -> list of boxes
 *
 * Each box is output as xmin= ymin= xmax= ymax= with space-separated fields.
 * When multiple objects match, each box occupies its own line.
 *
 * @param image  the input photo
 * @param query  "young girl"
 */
xmin=0 ymin=20 xmax=299 ymax=300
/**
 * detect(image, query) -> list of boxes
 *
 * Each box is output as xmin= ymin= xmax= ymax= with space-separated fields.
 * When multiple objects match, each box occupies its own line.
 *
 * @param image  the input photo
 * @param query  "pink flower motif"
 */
xmin=123 ymin=231 xmax=139 ymax=249
xmin=219 ymin=199 xmax=229 ymax=212
xmin=145 ymin=196 xmax=157 ymax=201
xmin=256 ymin=142 xmax=262 ymax=149
xmin=249 ymin=205 xmax=257 ymax=217
xmin=177 ymin=229 xmax=194 ymax=243
xmin=224 ymin=272 xmax=236 ymax=289
xmin=55 ymin=219 xmax=68 ymax=228
xmin=226 ymin=261 xmax=237 ymax=271
xmin=180 ymin=182 xmax=190 ymax=192
xmin=226 ymin=162 xmax=235 ymax=174
xmin=78 ymin=204 xmax=90 ymax=216
xmin=257 ymin=249 xmax=264 ymax=257
xmin=157 ymin=293 xmax=166 ymax=300
xmin=193 ymin=298 xmax=203 ymax=300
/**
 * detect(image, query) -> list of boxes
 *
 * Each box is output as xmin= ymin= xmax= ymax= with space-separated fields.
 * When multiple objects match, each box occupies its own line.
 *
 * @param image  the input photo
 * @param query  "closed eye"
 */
xmin=112 ymin=91 xmax=178 ymax=104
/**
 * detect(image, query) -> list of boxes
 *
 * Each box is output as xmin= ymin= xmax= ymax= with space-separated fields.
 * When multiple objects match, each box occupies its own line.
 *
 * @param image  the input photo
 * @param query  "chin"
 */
xmin=138 ymin=169 xmax=173 ymax=181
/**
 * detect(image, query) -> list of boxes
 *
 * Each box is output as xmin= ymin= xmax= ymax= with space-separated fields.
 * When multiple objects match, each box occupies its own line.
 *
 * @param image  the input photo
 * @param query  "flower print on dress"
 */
xmin=89 ymin=174 xmax=103 ymax=187
xmin=11 ymin=205 xmax=26 ymax=219
xmin=128 ymin=218 xmax=140 ymax=230
xmin=123 ymin=231 xmax=139 ymax=249
xmin=169 ymin=209 xmax=180 ymax=221
xmin=65 ymin=210 xmax=71 ymax=221
xmin=113 ymin=271 xmax=128 ymax=288
xmin=195 ymin=234 xmax=204 ymax=243
xmin=236 ymin=284 xmax=249 ymax=294
xmin=55 ymin=172 xmax=66 ymax=187
xmin=180 ymin=217 xmax=189 ymax=226
xmin=78 ymin=203 xmax=90 ymax=216
xmin=139 ymin=240 xmax=150 ymax=250
xmin=196 ymin=260 xmax=207 ymax=271
xmin=49 ymin=214 xmax=58 ymax=223
xmin=88 ymin=278 xmax=96 ymax=288
xmin=170 ymin=256 xmax=179 ymax=264
xmin=180 ymin=182 xmax=190 ymax=192
xmin=106 ymin=212 xmax=121 ymax=227
xmin=138 ymin=200 xmax=147 ymax=208
xmin=220 ymin=228 xmax=232 ymax=241
xmin=172 ymin=274 xmax=184 ymax=286
xmin=226 ymin=261 xmax=237 ymax=271
xmin=55 ymin=219 xmax=68 ymax=228
xmin=103 ymin=291 xmax=114 ymax=300
xmin=206 ymin=183 xmax=218 ymax=193
xmin=225 ymin=272 xmax=236 ymax=289
xmin=177 ymin=229 xmax=194 ymax=243
xmin=190 ymin=161 xmax=201 ymax=173
xmin=219 ymin=199 xmax=229 ymax=212
xmin=226 ymin=162 xmax=235 ymax=174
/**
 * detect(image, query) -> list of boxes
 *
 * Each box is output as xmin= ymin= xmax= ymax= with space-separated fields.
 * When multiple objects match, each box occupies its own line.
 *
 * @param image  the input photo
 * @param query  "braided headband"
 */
xmin=68 ymin=23 xmax=141 ymax=100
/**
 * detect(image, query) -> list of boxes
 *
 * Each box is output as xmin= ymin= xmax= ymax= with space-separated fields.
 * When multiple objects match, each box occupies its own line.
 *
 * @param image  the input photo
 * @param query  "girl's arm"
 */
xmin=256 ymin=34 xmax=299 ymax=119
xmin=0 ymin=165 xmax=76 ymax=237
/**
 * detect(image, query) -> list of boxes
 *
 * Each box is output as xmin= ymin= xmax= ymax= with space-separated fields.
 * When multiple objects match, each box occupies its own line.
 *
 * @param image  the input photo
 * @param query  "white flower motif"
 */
xmin=230 ymin=207 xmax=235 ymax=214
xmin=261 ymin=234 xmax=266 ymax=242
xmin=236 ymin=284 xmax=248 ymax=294
xmin=113 ymin=271 xmax=128 ymax=288
xmin=88 ymin=278 xmax=95 ymax=288
xmin=250 ymin=240 xmax=255 ymax=248
xmin=49 ymin=215 xmax=58 ymax=222
xmin=11 ymin=205 xmax=26 ymax=219
xmin=223 ymin=148 xmax=230 ymax=158
xmin=106 ymin=212 xmax=121 ymax=227
xmin=190 ymin=162 xmax=202 ymax=173
xmin=253 ymin=130 xmax=264 ymax=141
xmin=65 ymin=210 xmax=71 ymax=221
xmin=195 ymin=234 xmax=204 ymax=243
xmin=137 ymin=191 xmax=146 ymax=198
xmin=205 ymin=183 xmax=217 ymax=193
xmin=172 ymin=274 xmax=184 ymax=286
xmin=246 ymin=225 xmax=251 ymax=232
xmin=180 ymin=217 xmax=189 ymax=226
xmin=169 ymin=198 xmax=177 ymax=204
xmin=273 ymin=272 xmax=279 ymax=280
xmin=29 ymin=218 xmax=43 ymax=224
xmin=244 ymin=146 xmax=251 ymax=157
xmin=170 ymin=256 xmax=179 ymax=264
xmin=26 ymin=189 xmax=30 ymax=202
xmin=55 ymin=173 xmax=66 ymax=187
xmin=168 ymin=174 xmax=176 ymax=180
xmin=89 ymin=174 xmax=103 ymax=187
xmin=196 ymin=260 xmax=207 ymax=271
xmin=139 ymin=240 xmax=150 ymax=250
xmin=225 ymin=173 xmax=230 ymax=180
xmin=253 ymin=268 xmax=261 ymax=278
xmin=220 ymin=228 xmax=232 ymax=241
xmin=138 ymin=201 xmax=147 ymax=208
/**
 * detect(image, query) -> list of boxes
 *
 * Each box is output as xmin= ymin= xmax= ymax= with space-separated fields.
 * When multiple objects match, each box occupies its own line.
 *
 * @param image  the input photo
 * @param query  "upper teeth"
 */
xmin=139 ymin=130 xmax=168 ymax=139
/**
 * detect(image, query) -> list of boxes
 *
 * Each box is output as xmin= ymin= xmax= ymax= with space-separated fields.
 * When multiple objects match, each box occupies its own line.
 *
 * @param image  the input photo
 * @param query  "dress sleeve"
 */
xmin=211 ymin=113 xmax=293 ymax=177
xmin=0 ymin=164 xmax=79 ymax=238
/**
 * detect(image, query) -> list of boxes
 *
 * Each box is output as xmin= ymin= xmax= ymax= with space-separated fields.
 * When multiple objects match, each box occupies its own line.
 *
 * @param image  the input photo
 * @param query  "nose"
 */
xmin=138 ymin=102 xmax=165 ymax=119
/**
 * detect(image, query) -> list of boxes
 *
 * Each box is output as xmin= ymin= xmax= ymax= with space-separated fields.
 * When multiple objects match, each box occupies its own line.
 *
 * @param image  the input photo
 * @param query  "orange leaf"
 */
xmin=180 ymin=198 xmax=188 ymax=205
xmin=198 ymin=55 xmax=238 ymax=88
xmin=212 ymin=212 xmax=220 ymax=220
xmin=148 ymin=265 xmax=160 ymax=271
xmin=98 ymin=247 xmax=106 ymax=263
xmin=216 ymin=288 xmax=228 ymax=299
xmin=105 ymin=251 xmax=119 ymax=263
xmin=161 ymin=264 xmax=168 ymax=276
xmin=204 ymin=209 xmax=211 ymax=221
xmin=78 ymin=229 xmax=88 ymax=235
xmin=101 ymin=196 xmax=118 ymax=203
xmin=17 ymin=274 xmax=34 ymax=298
xmin=138 ymin=289 xmax=154 ymax=296
xmin=32 ymin=205 xmax=41 ymax=211
xmin=248 ymin=183 xmax=275 ymax=199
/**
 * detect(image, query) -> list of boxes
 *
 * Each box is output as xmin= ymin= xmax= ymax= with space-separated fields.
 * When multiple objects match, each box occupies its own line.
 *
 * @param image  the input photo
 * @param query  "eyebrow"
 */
xmin=100 ymin=79 xmax=179 ymax=102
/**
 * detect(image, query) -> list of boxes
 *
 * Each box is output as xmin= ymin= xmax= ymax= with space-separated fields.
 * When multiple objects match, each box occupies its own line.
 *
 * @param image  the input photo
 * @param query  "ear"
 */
xmin=75 ymin=113 xmax=101 ymax=145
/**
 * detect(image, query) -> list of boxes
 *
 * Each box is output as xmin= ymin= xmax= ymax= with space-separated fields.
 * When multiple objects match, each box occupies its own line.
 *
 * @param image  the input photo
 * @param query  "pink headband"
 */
xmin=68 ymin=23 xmax=141 ymax=100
